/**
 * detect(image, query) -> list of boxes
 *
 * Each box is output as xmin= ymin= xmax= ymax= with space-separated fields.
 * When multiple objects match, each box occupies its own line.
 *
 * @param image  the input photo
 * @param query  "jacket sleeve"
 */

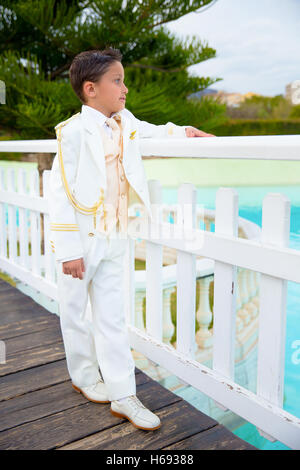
xmin=125 ymin=109 xmax=188 ymax=139
xmin=47 ymin=124 xmax=84 ymax=263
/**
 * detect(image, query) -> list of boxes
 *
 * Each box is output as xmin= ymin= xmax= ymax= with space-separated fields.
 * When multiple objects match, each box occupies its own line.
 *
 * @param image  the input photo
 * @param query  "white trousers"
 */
xmin=56 ymin=225 xmax=136 ymax=401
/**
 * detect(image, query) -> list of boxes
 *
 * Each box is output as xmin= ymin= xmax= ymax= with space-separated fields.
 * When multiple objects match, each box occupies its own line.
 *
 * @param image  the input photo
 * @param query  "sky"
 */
xmin=166 ymin=0 xmax=300 ymax=97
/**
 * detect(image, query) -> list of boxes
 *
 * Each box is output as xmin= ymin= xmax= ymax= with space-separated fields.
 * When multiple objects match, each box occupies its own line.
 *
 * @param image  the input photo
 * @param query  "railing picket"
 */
xmin=256 ymin=193 xmax=290 ymax=441
xmin=176 ymin=183 xmax=197 ymax=358
xmin=29 ymin=169 xmax=41 ymax=276
xmin=212 ymin=188 xmax=238 ymax=381
xmin=0 ymin=168 xmax=7 ymax=258
xmin=42 ymin=170 xmax=56 ymax=283
xmin=18 ymin=169 xmax=29 ymax=269
xmin=146 ymin=179 xmax=163 ymax=341
xmin=7 ymin=169 xmax=17 ymax=262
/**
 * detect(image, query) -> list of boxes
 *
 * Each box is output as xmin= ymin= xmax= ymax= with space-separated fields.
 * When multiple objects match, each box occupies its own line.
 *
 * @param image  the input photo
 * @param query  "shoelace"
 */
xmin=90 ymin=378 xmax=104 ymax=391
xmin=127 ymin=395 xmax=146 ymax=410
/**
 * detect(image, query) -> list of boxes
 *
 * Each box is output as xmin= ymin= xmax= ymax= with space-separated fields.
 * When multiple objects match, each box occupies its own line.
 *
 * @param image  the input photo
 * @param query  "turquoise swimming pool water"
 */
xmin=163 ymin=184 xmax=300 ymax=450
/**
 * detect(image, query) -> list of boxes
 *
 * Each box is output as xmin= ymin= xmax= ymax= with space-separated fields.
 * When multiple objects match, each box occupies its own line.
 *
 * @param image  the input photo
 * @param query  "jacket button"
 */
xmin=88 ymin=232 xmax=94 ymax=237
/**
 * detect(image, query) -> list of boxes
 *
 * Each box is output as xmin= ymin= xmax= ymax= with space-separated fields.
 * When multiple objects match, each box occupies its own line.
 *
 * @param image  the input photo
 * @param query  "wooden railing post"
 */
xmin=256 ymin=193 xmax=290 ymax=442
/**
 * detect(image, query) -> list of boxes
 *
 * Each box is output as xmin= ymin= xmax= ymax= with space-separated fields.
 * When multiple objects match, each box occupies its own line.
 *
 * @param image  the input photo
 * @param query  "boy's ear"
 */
xmin=82 ymin=81 xmax=96 ymax=101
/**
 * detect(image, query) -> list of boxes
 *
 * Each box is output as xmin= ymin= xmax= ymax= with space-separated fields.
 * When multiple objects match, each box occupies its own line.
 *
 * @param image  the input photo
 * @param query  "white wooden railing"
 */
xmin=0 ymin=135 xmax=300 ymax=449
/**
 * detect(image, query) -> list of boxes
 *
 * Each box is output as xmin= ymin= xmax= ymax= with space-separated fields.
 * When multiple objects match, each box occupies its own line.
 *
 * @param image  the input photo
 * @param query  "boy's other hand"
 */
xmin=185 ymin=126 xmax=216 ymax=137
xmin=62 ymin=258 xmax=85 ymax=279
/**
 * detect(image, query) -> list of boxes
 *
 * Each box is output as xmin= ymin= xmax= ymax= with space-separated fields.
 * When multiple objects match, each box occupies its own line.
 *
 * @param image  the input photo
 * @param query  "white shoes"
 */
xmin=110 ymin=395 xmax=161 ymax=430
xmin=72 ymin=378 xmax=110 ymax=403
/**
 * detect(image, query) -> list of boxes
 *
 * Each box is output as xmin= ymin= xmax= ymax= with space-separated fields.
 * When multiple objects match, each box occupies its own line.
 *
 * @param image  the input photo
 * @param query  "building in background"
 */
xmin=189 ymin=88 xmax=261 ymax=107
xmin=285 ymin=80 xmax=300 ymax=105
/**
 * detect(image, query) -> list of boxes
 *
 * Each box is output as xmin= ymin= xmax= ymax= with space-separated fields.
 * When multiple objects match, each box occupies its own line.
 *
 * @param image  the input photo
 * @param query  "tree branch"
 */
xmin=126 ymin=62 xmax=188 ymax=73
xmin=50 ymin=60 xmax=73 ymax=80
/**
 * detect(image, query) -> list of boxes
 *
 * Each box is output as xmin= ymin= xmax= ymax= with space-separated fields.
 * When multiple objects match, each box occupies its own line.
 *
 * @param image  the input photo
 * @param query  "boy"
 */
xmin=48 ymin=47 xmax=214 ymax=431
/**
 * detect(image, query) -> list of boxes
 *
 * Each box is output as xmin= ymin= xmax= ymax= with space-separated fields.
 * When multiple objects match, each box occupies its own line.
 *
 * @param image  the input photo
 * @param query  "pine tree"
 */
xmin=0 ymin=0 xmax=226 ymax=140
xmin=0 ymin=0 xmax=226 ymax=253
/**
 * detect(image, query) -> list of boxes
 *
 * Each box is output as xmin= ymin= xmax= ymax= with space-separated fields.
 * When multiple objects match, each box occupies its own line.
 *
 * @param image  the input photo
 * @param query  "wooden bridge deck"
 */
xmin=0 ymin=277 xmax=256 ymax=450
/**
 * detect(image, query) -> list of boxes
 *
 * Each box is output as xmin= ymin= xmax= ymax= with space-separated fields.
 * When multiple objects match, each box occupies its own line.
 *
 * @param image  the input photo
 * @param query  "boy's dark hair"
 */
xmin=69 ymin=47 xmax=122 ymax=103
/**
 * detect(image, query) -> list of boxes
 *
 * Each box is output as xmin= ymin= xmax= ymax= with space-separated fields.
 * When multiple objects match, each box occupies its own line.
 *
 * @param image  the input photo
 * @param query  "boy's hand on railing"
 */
xmin=62 ymin=258 xmax=85 ymax=279
xmin=185 ymin=126 xmax=216 ymax=137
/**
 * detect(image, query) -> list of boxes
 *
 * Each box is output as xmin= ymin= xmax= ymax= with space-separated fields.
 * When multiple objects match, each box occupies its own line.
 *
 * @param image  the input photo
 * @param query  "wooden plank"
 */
xmin=0 ymin=304 xmax=50 ymax=325
xmin=0 ymin=360 xmax=69 ymax=401
xmin=0 ymin=377 xmax=184 ymax=450
xmin=0 ymin=283 xmax=16 ymax=293
xmin=0 ymin=289 xmax=30 ymax=300
xmin=162 ymin=424 xmax=256 ymax=450
xmin=0 ymin=314 xmax=60 ymax=340
xmin=0 ymin=364 xmax=149 ymax=402
xmin=0 ymin=381 xmax=84 ymax=432
xmin=0 ymin=292 xmax=44 ymax=307
xmin=59 ymin=400 xmax=217 ymax=450
xmin=5 ymin=323 xmax=62 ymax=355
xmin=0 ymin=370 xmax=151 ymax=432
xmin=0 ymin=342 xmax=65 ymax=377
xmin=0 ymin=274 xmax=256 ymax=451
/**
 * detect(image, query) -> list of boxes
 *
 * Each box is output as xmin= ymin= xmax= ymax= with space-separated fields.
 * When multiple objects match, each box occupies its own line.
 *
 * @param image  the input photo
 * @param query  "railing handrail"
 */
xmin=0 ymin=134 xmax=300 ymax=160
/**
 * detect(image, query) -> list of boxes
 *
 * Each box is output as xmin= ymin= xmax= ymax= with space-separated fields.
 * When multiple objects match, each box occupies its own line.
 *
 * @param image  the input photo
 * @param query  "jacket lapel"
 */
xmin=80 ymin=105 xmax=131 ymax=182
xmin=78 ymin=106 xmax=154 ymax=218
xmin=120 ymin=111 xmax=131 ymax=156
xmin=80 ymin=105 xmax=106 ymax=187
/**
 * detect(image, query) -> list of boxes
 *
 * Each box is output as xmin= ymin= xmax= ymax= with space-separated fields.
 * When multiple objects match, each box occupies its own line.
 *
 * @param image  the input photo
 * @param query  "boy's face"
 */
xmin=82 ymin=61 xmax=128 ymax=117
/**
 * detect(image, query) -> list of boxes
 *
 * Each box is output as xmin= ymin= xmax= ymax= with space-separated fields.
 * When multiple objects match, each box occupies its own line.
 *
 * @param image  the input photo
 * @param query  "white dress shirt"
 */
xmin=82 ymin=104 xmax=117 ymax=138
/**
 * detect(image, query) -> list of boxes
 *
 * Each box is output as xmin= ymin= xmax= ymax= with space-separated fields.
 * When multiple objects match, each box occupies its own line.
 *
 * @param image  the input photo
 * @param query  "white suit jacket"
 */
xmin=47 ymin=105 xmax=187 ymax=262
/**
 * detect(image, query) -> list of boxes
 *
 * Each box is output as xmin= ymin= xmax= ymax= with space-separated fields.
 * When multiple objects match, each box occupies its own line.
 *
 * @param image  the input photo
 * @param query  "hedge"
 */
xmin=212 ymin=119 xmax=300 ymax=136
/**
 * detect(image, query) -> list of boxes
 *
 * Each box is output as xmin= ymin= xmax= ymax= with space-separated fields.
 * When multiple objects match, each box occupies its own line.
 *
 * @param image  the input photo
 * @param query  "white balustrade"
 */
xmin=134 ymin=290 xmax=146 ymax=331
xmin=162 ymin=286 xmax=175 ymax=346
xmin=1 ymin=134 xmax=300 ymax=449
xmin=196 ymin=276 xmax=213 ymax=349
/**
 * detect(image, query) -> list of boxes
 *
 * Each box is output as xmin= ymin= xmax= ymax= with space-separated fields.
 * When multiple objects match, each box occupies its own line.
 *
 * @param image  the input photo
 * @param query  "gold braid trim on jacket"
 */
xmin=55 ymin=114 xmax=107 ymax=230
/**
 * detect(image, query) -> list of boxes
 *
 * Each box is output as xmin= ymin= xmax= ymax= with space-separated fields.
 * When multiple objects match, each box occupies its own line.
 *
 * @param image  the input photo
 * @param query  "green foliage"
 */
xmin=0 ymin=0 xmax=226 ymax=139
xmin=212 ymin=118 xmax=300 ymax=136
xmin=0 ymin=270 xmax=17 ymax=286
xmin=226 ymin=94 xmax=295 ymax=120
xmin=290 ymin=105 xmax=300 ymax=118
